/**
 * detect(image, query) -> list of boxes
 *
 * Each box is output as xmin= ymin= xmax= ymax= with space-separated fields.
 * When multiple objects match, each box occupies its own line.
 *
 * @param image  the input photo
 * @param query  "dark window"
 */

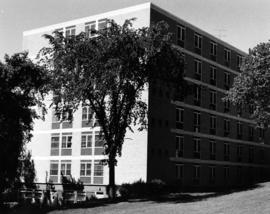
xmin=209 ymin=140 xmax=216 ymax=160
xmin=193 ymin=111 xmax=201 ymax=132
xmin=210 ymin=66 xmax=216 ymax=85
xmin=176 ymin=135 xmax=184 ymax=157
xmin=224 ymin=143 xmax=230 ymax=161
xmin=224 ymin=119 xmax=230 ymax=136
xmin=224 ymin=72 xmax=230 ymax=89
xmin=210 ymin=115 xmax=216 ymax=134
xmin=237 ymin=122 xmax=243 ymax=139
xmin=210 ymin=42 xmax=217 ymax=56
xmin=209 ymin=90 xmax=217 ymax=110
xmin=194 ymin=33 xmax=202 ymax=49
xmin=237 ymin=144 xmax=243 ymax=162
xmin=193 ymin=138 xmax=200 ymax=158
xmin=177 ymin=25 xmax=185 ymax=47
xmin=194 ymin=59 xmax=202 ymax=80
xmin=194 ymin=85 xmax=201 ymax=106
xmin=176 ymin=108 xmax=184 ymax=129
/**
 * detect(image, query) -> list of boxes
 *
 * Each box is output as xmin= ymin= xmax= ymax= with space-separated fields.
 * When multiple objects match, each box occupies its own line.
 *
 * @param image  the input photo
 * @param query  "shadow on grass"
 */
xmin=0 ymin=183 xmax=263 ymax=213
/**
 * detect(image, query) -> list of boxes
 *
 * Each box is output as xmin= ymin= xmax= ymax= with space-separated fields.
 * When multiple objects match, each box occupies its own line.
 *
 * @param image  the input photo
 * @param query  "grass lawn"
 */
xmin=29 ymin=182 xmax=270 ymax=214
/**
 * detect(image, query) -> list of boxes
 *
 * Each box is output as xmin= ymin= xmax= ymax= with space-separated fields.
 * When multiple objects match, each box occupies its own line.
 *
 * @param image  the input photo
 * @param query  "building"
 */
xmin=23 ymin=2 xmax=270 ymax=193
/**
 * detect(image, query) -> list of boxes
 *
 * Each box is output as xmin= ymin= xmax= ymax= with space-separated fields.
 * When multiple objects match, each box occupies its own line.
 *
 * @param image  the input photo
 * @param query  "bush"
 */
xmin=61 ymin=174 xmax=84 ymax=192
xmin=119 ymin=179 xmax=167 ymax=199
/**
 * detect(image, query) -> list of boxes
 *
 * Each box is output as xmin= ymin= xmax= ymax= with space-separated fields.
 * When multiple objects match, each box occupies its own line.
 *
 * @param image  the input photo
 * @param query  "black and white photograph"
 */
xmin=1 ymin=0 xmax=270 ymax=213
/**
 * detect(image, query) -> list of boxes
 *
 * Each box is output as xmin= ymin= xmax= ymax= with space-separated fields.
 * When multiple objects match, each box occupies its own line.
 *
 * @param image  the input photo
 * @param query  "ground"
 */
xmin=46 ymin=182 xmax=270 ymax=214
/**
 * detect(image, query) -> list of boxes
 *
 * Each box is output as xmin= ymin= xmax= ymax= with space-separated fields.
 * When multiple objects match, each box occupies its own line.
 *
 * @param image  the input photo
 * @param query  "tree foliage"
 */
xmin=225 ymin=42 xmax=270 ymax=127
xmin=0 ymin=52 xmax=47 ymax=194
xmin=38 ymin=19 xmax=185 ymax=197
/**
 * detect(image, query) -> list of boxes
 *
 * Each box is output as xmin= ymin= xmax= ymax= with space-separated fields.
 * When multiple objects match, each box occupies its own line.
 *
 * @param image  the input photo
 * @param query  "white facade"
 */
xmin=23 ymin=3 xmax=151 ymax=187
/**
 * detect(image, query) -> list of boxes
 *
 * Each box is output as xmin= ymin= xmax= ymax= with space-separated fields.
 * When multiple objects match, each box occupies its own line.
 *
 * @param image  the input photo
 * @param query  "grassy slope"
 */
xmin=49 ymin=182 xmax=270 ymax=214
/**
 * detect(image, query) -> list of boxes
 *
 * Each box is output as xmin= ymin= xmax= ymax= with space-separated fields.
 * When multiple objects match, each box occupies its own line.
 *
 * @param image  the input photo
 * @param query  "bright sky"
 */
xmin=1 ymin=0 xmax=270 ymax=60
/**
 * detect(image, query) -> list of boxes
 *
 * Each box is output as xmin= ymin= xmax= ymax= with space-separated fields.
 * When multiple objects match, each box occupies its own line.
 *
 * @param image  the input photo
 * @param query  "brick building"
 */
xmin=23 ymin=2 xmax=270 ymax=192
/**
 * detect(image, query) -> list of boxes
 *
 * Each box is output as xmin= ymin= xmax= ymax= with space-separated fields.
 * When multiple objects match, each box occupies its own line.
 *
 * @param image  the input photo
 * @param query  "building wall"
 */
xmin=147 ymin=5 xmax=270 ymax=189
xmin=24 ymin=3 xmax=152 ymax=188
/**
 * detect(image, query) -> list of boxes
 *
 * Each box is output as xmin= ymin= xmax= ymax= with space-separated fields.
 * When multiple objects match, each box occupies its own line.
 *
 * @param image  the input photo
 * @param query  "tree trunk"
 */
xmin=108 ymin=158 xmax=116 ymax=199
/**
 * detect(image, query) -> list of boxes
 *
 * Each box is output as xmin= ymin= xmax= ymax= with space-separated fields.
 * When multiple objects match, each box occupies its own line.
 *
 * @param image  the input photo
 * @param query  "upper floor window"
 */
xmin=193 ymin=111 xmax=201 ymax=132
xmin=194 ymin=85 xmax=201 ymax=106
xmin=51 ymin=134 xmax=60 ymax=150
xmin=61 ymin=133 xmax=72 ymax=149
xmin=210 ymin=66 xmax=216 ymax=85
xmin=237 ymin=55 xmax=243 ymax=70
xmin=224 ymin=119 xmax=230 ymax=136
xmin=98 ymin=19 xmax=107 ymax=31
xmin=224 ymin=48 xmax=231 ymax=62
xmin=224 ymin=100 xmax=230 ymax=113
xmin=193 ymin=138 xmax=201 ymax=158
xmin=82 ymin=106 xmax=94 ymax=121
xmin=176 ymin=108 xmax=184 ymax=129
xmin=209 ymin=140 xmax=216 ymax=160
xmin=224 ymin=142 xmax=230 ymax=161
xmin=210 ymin=115 xmax=216 ymax=134
xmin=177 ymin=25 xmax=185 ymax=46
xmin=248 ymin=146 xmax=254 ymax=163
xmin=176 ymin=135 xmax=184 ymax=157
xmin=65 ymin=26 xmax=76 ymax=38
xmin=209 ymin=90 xmax=217 ymax=110
xmin=237 ymin=122 xmax=243 ymax=139
xmin=248 ymin=126 xmax=254 ymax=141
xmin=224 ymin=72 xmax=230 ymax=89
xmin=194 ymin=59 xmax=202 ymax=80
xmin=85 ymin=21 xmax=96 ymax=38
xmin=237 ymin=144 xmax=243 ymax=162
xmin=194 ymin=33 xmax=202 ymax=49
xmin=81 ymin=132 xmax=92 ymax=148
xmin=210 ymin=41 xmax=217 ymax=56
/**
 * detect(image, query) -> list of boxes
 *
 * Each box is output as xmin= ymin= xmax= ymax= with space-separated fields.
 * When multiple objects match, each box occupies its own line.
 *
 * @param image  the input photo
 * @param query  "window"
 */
xmin=224 ymin=167 xmax=229 ymax=178
xmin=94 ymin=160 xmax=104 ymax=182
xmin=81 ymin=132 xmax=92 ymax=148
xmin=98 ymin=19 xmax=107 ymax=30
xmin=209 ymin=90 xmax=217 ymax=110
xmin=224 ymin=72 xmax=230 ymax=89
xmin=61 ymin=162 xmax=71 ymax=176
xmin=194 ymin=59 xmax=202 ymax=80
xmin=248 ymin=126 xmax=254 ymax=141
xmin=176 ymin=165 xmax=183 ymax=179
xmin=224 ymin=100 xmax=230 ymax=112
xmin=209 ymin=166 xmax=216 ymax=183
xmin=194 ymin=85 xmax=201 ymax=106
xmin=224 ymin=143 xmax=230 ymax=161
xmin=258 ymin=127 xmax=265 ymax=140
xmin=62 ymin=134 xmax=72 ymax=148
xmin=94 ymin=132 xmax=104 ymax=155
xmin=82 ymin=106 xmax=93 ymax=121
xmin=193 ymin=138 xmax=200 ymax=158
xmin=237 ymin=122 xmax=243 ymax=139
xmin=209 ymin=140 xmax=216 ymax=160
xmin=193 ymin=165 xmax=200 ymax=184
xmin=249 ymin=146 xmax=254 ymax=163
xmin=50 ymin=162 xmax=59 ymax=176
xmin=85 ymin=21 xmax=96 ymax=38
xmin=193 ymin=111 xmax=201 ymax=132
xmin=210 ymin=41 xmax=217 ymax=56
xmin=194 ymin=33 xmax=202 ymax=49
xmin=52 ymin=109 xmax=60 ymax=123
xmin=210 ymin=115 xmax=216 ymax=134
xmin=80 ymin=162 xmax=91 ymax=176
xmin=176 ymin=135 xmax=184 ymax=157
xmin=51 ymin=135 xmax=60 ymax=149
xmin=224 ymin=48 xmax=231 ymax=62
xmin=65 ymin=26 xmax=76 ymax=37
xmin=224 ymin=119 xmax=230 ymax=136
xmin=177 ymin=25 xmax=185 ymax=45
xmin=237 ymin=145 xmax=243 ymax=162
xmin=176 ymin=108 xmax=184 ymax=129
xmin=210 ymin=66 xmax=216 ymax=85
xmin=237 ymin=55 xmax=243 ymax=69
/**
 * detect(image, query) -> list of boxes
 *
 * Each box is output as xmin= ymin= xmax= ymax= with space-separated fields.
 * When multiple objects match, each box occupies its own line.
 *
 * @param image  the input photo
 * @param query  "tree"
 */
xmin=225 ymin=42 xmax=270 ymax=128
xmin=0 ymin=52 xmax=47 ymax=196
xmin=38 ymin=19 xmax=185 ymax=198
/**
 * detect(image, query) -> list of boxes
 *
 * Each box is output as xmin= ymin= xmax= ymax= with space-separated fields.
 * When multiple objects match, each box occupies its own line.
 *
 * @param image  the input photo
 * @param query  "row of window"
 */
xmin=49 ymin=160 xmax=104 ymax=184
xmin=50 ymin=131 xmax=104 ymax=156
xmin=176 ymin=108 xmax=264 ymax=140
xmin=175 ymin=135 xmax=265 ymax=163
xmin=56 ymin=19 xmax=107 ymax=38
xmin=194 ymin=59 xmax=231 ymax=89
xmin=177 ymin=25 xmax=244 ymax=69
xmin=175 ymin=164 xmax=262 ymax=184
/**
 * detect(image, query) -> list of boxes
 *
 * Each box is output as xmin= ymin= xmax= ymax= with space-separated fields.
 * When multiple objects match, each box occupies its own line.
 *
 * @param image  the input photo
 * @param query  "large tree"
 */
xmin=225 ymin=42 xmax=270 ymax=127
xmin=38 ymin=20 xmax=185 ymax=198
xmin=0 ymin=53 xmax=47 ymax=196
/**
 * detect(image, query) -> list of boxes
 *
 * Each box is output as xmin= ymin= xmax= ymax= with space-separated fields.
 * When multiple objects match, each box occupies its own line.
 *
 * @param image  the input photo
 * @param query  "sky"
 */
xmin=1 ymin=0 xmax=270 ymax=60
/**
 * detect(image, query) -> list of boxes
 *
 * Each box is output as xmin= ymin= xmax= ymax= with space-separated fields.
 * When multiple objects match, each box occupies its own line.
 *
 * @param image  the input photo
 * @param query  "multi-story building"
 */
xmin=23 ymin=2 xmax=270 ymax=193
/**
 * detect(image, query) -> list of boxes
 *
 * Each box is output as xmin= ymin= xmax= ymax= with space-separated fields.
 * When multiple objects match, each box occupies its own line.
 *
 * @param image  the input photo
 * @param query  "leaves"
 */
xmin=38 ymin=19 xmax=185 ymax=162
xmin=225 ymin=42 xmax=270 ymax=127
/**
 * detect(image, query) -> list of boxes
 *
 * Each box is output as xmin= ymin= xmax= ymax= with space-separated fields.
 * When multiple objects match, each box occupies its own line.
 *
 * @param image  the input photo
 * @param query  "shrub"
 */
xmin=61 ymin=174 xmax=84 ymax=192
